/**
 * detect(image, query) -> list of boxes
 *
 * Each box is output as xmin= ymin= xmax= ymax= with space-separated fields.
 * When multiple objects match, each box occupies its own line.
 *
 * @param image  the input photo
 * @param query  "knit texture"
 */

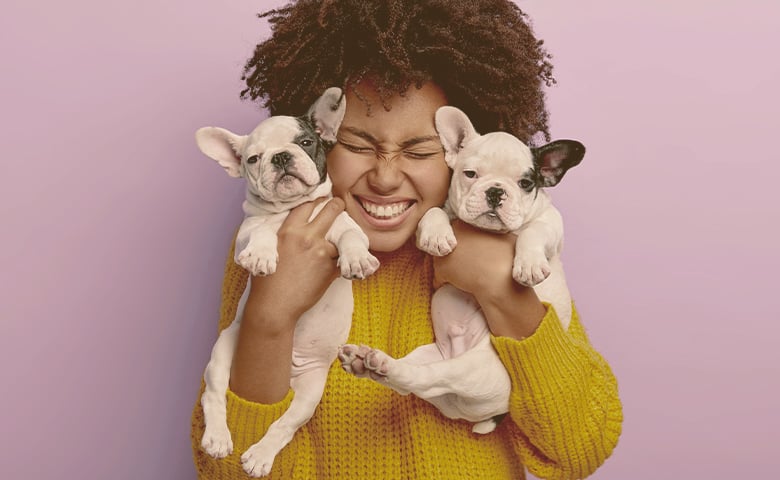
xmin=191 ymin=239 xmax=622 ymax=479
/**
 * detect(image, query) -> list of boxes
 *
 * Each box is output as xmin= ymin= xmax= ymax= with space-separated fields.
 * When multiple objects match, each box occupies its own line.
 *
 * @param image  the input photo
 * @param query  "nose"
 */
xmin=485 ymin=186 xmax=505 ymax=209
xmin=367 ymin=157 xmax=404 ymax=194
xmin=271 ymin=151 xmax=292 ymax=169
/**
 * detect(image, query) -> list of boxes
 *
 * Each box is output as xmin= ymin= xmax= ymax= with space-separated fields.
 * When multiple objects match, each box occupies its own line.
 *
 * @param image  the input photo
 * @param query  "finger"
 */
xmin=306 ymin=197 xmax=346 ymax=236
xmin=284 ymin=197 xmax=330 ymax=226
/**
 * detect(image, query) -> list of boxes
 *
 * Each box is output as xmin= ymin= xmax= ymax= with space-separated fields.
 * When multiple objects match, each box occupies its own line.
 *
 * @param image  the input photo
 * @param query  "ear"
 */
xmin=434 ymin=106 xmax=480 ymax=168
xmin=532 ymin=140 xmax=585 ymax=187
xmin=195 ymin=127 xmax=246 ymax=178
xmin=307 ymin=87 xmax=346 ymax=143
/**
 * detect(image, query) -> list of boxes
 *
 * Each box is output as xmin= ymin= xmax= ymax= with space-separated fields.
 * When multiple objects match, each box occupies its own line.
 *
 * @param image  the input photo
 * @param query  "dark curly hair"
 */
xmin=240 ymin=0 xmax=555 ymax=143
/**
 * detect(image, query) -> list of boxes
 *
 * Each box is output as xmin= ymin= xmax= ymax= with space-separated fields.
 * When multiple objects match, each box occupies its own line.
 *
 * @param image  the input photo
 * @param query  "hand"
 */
xmin=432 ymin=220 xmax=546 ymax=339
xmin=244 ymin=197 xmax=344 ymax=330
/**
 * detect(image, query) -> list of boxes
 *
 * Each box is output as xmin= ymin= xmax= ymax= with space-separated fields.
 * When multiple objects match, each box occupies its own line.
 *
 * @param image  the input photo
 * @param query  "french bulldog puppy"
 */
xmin=339 ymin=106 xmax=583 ymax=433
xmin=196 ymin=87 xmax=379 ymax=477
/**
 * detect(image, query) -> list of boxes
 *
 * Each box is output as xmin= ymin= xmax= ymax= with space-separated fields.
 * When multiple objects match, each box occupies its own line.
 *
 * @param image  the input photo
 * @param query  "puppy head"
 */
xmin=435 ymin=106 xmax=585 ymax=232
xmin=195 ymin=87 xmax=346 ymax=202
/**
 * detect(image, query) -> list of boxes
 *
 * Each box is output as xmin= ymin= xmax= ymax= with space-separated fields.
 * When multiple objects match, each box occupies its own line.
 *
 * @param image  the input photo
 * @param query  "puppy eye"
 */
xmin=246 ymin=155 xmax=259 ymax=164
xmin=463 ymin=170 xmax=477 ymax=179
xmin=300 ymin=139 xmax=313 ymax=147
xmin=519 ymin=179 xmax=534 ymax=189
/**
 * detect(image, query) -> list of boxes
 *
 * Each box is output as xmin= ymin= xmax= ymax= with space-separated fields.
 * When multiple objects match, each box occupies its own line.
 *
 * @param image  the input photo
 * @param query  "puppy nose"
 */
xmin=485 ymin=187 xmax=505 ymax=209
xmin=271 ymin=151 xmax=292 ymax=169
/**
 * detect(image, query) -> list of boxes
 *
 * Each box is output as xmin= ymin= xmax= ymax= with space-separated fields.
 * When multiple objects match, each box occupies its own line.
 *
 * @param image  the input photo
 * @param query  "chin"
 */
xmin=364 ymin=230 xmax=415 ymax=253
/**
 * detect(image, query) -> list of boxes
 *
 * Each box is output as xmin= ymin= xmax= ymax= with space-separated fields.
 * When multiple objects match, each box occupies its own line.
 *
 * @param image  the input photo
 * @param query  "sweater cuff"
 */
xmin=225 ymin=388 xmax=295 ymax=452
xmin=490 ymin=302 xmax=578 ymax=388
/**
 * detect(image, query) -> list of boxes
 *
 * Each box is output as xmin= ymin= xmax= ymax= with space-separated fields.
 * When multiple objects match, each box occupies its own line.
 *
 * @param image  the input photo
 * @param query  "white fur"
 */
xmin=341 ymin=106 xmax=580 ymax=433
xmin=196 ymin=88 xmax=380 ymax=477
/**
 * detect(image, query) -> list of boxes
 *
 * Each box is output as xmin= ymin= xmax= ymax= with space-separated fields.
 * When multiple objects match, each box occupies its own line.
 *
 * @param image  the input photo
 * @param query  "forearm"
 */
xmin=476 ymin=277 xmax=546 ymax=340
xmin=229 ymin=316 xmax=294 ymax=404
xmin=229 ymin=276 xmax=299 ymax=404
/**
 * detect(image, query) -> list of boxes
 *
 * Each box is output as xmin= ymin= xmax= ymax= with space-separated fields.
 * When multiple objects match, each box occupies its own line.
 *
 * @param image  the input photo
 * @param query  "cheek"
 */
xmin=417 ymin=158 xmax=451 ymax=204
xmin=326 ymin=150 xmax=358 ymax=197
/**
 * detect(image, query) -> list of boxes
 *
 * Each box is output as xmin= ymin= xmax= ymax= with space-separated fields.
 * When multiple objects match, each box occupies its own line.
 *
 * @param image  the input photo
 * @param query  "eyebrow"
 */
xmin=340 ymin=126 xmax=441 ymax=149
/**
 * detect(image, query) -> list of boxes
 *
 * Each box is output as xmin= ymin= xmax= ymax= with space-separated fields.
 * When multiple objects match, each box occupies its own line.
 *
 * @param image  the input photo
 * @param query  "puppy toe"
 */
xmin=364 ymin=350 xmax=390 ymax=376
xmin=338 ymin=344 xmax=371 ymax=377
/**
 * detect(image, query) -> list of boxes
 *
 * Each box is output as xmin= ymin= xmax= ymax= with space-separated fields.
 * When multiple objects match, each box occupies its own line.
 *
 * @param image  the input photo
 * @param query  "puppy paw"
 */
xmin=337 ymin=249 xmax=380 ymax=279
xmin=512 ymin=253 xmax=551 ymax=287
xmin=416 ymin=208 xmax=456 ymax=256
xmin=416 ymin=228 xmax=458 ymax=256
xmin=237 ymin=246 xmax=278 ymax=276
xmin=201 ymin=423 xmax=233 ymax=459
xmin=241 ymin=441 xmax=276 ymax=478
xmin=338 ymin=344 xmax=391 ymax=379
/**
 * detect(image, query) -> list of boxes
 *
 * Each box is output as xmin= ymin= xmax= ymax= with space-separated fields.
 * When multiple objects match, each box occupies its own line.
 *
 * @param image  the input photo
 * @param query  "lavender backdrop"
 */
xmin=1 ymin=1 xmax=778 ymax=478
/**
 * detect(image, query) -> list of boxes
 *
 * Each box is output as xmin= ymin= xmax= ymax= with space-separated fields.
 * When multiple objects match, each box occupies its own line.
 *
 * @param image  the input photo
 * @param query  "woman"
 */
xmin=192 ymin=1 xmax=622 ymax=478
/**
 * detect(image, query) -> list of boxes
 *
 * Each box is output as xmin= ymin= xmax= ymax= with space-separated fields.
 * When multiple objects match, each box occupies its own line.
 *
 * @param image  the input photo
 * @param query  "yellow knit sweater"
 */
xmin=191 ymin=240 xmax=622 ymax=479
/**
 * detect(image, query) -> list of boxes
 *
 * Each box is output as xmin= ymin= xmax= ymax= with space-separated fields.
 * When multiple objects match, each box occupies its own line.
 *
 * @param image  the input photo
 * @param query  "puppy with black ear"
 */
xmin=195 ymin=87 xmax=379 ymax=477
xmin=339 ymin=106 xmax=583 ymax=434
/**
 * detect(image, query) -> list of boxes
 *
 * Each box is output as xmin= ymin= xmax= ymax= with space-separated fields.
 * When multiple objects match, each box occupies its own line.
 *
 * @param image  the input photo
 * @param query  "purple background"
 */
xmin=1 ymin=1 xmax=778 ymax=478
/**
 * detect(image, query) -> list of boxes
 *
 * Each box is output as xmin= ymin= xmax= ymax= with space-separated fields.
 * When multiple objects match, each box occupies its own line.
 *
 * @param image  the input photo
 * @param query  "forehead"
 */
xmin=461 ymin=132 xmax=534 ymax=172
xmin=340 ymin=82 xmax=447 ymax=144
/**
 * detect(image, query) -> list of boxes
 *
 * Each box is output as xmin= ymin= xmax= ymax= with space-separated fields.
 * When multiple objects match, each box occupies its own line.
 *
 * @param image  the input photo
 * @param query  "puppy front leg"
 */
xmin=513 ymin=206 xmax=564 ymax=286
xmin=236 ymin=218 xmax=282 ymax=276
xmin=326 ymin=212 xmax=379 ymax=279
xmin=416 ymin=207 xmax=457 ymax=256
xmin=240 ymin=368 xmax=329 ymax=477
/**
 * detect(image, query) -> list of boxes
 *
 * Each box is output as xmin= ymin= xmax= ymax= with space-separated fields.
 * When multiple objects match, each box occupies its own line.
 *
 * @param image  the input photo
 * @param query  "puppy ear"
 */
xmin=435 ymin=106 xmax=480 ymax=168
xmin=532 ymin=140 xmax=585 ymax=187
xmin=308 ymin=87 xmax=346 ymax=143
xmin=195 ymin=127 xmax=246 ymax=178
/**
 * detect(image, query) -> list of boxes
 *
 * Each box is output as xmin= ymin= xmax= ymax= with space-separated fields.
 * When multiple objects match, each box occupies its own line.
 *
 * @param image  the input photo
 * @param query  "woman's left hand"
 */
xmin=432 ymin=220 xmax=547 ymax=339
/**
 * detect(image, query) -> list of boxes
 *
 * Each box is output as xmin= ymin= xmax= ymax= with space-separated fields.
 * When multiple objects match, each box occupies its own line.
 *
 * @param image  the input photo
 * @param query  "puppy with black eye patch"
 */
xmin=339 ymin=106 xmax=584 ymax=434
xmin=195 ymin=88 xmax=380 ymax=477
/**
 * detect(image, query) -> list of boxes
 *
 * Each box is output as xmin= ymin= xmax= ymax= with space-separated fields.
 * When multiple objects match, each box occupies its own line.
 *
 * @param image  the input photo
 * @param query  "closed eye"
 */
xmin=404 ymin=150 xmax=438 ymax=160
xmin=338 ymin=140 xmax=373 ymax=154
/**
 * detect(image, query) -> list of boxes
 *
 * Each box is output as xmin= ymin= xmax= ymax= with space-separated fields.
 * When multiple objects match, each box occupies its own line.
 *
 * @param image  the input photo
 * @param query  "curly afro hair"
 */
xmin=240 ymin=0 xmax=556 ymax=143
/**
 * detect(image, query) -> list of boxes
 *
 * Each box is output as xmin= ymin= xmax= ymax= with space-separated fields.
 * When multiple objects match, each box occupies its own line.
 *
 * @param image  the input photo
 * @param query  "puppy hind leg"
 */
xmin=201 ymin=320 xmax=241 ymax=458
xmin=240 ymin=369 xmax=329 ymax=477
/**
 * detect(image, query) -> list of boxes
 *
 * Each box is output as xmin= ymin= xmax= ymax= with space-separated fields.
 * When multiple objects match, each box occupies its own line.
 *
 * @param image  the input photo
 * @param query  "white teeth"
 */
xmin=361 ymin=199 xmax=411 ymax=219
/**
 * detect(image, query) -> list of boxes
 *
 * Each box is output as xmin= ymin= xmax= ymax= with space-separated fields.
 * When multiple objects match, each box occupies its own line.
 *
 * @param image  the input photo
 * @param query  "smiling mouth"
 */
xmin=357 ymin=197 xmax=415 ymax=219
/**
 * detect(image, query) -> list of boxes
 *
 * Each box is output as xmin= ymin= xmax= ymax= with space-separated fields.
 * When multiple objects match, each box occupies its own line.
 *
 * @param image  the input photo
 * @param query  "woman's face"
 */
xmin=328 ymin=82 xmax=451 ymax=252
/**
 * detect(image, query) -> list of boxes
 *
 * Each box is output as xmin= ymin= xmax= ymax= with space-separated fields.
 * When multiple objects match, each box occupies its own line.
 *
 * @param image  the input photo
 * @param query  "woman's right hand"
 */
xmin=229 ymin=197 xmax=345 ymax=403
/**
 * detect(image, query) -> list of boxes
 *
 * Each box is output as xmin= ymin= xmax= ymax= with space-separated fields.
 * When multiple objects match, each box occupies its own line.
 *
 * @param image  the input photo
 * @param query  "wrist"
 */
xmin=477 ymin=282 xmax=546 ymax=339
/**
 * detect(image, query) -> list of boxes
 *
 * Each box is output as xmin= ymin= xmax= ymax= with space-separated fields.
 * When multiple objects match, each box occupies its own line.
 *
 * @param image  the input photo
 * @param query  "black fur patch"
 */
xmin=520 ymin=169 xmax=537 ymax=193
xmin=295 ymin=116 xmax=328 ymax=181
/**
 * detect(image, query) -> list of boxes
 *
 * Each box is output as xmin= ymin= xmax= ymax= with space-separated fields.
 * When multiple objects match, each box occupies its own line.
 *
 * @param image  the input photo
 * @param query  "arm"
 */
xmin=433 ymin=220 xmax=546 ymax=339
xmin=230 ymin=198 xmax=345 ymax=403
xmin=433 ymin=220 xmax=622 ymax=479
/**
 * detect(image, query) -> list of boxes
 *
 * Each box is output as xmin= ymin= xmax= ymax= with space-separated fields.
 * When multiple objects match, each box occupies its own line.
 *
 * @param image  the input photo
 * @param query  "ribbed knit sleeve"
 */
xmin=192 ymin=384 xmax=297 ymax=479
xmin=491 ymin=304 xmax=623 ymax=480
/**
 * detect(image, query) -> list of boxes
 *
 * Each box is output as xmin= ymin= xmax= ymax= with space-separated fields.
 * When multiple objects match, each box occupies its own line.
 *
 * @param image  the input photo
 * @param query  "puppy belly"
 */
xmin=291 ymin=277 xmax=354 ymax=376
